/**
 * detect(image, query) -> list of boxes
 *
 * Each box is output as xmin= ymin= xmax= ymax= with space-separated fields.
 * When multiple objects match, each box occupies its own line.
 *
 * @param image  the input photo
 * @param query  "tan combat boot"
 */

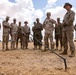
xmin=6 ymin=48 xmax=9 ymax=50
xmin=55 ymin=47 xmax=58 ymax=51
xmin=60 ymin=50 xmax=67 ymax=55
xmin=69 ymin=51 xmax=75 ymax=57
xmin=2 ymin=46 xmax=5 ymax=51
xmin=39 ymin=46 xmax=42 ymax=50
xmin=59 ymin=47 xmax=63 ymax=51
xmin=33 ymin=46 xmax=37 ymax=50
xmin=51 ymin=42 xmax=55 ymax=51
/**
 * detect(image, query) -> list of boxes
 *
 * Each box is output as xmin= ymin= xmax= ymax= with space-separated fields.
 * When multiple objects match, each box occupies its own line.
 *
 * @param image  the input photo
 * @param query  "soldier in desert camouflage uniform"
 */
xmin=32 ymin=22 xmax=37 ymax=49
xmin=32 ymin=18 xmax=43 ymax=50
xmin=43 ymin=12 xmax=56 ymax=51
xmin=0 ymin=23 xmax=1 ymax=29
xmin=74 ymin=24 xmax=76 ymax=41
xmin=2 ymin=16 xmax=10 ymax=51
xmin=16 ymin=22 xmax=23 ymax=49
xmin=60 ymin=3 xmax=75 ymax=57
xmin=0 ymin=23 xmax=1 ymax=42
xmin=22 ymin=21 xmax=30 ymax=49
xmin=55 ymin=18 xmax=63 ymax=51
xmin=10 ymin=18 xmax=17 ymax=50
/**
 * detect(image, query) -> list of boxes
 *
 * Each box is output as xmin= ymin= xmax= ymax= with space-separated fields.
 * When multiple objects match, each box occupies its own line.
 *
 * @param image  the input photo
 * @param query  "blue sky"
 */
xmin=9 ymin=0 xmax=47 ymax=9
xmin=9 ymin=0 xmax=76 ymax=9
xmin=9 ymin=0 xmax=15 ymax=2
xmin=32 ymin=0 xmax=47 ymax=9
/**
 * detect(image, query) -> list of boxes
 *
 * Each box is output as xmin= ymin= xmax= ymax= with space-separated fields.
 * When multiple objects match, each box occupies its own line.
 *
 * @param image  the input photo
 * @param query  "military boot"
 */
xmin=55 ymin=47 xmax=58 ymax=51
xmin=59 ymin=47 xmax=63 ymax=51
xmin=6 ymin=46 xmax=9 ymax=50
xmin=69 ymin=51 xmax=75 ymax=57
xmin=23 ymin=47 xmax=26 ymax=50
xmin=11 ymin=46 xmax=13 ymax=50
xmin=42 ymin=46 xmax=48 ymax=52
xmin=2 ymin=46 xmax=5 ymax=51
xmin=21 ymin=45 xmax=23 ymax=49
xmin=12 ymin=45 xmax=14 ymax=50
xmin=39 ymin=46 xmax=42 ymax=50
xmin=16 ymin=44 xmax=18 ymax=48
xmin=33 ymin=46 xmax=37 ymax=50
xmin=51 ymin=42 xmax=55 ymax=50
xmin=60 ymin=50 xmax=67 ymax=55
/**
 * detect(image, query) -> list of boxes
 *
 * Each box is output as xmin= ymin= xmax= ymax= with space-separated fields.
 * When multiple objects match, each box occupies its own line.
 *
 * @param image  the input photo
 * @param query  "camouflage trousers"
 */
xmin=11 ymin=33 xmax=17 ymax=49
xmin=16 ymin=35 xmax=23 ymax=49
xmin=33 ymin=33 xmax=42 ymax=47
xmin=62 ymin=31 xmax=75 ymax=52
xmin=44 ymin=31 xmax=54 ymax=49
xmin=55 ymin=35 xmax=63 ymax=48
xmin=2 ymin=33 xmax=9 ymax=50
xmin=22 ymin=34 xmax=29 ymax=49
xmin=75 ymin=31 xmax=76 ymax=39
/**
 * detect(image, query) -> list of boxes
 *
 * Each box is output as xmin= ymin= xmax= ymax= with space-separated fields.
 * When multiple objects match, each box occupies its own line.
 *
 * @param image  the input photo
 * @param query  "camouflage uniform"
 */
xmin=62 ymin=10 xmax=75 ymax=55
xmin=0 ymin=23 xmax=1 ymax=29
xmin=22 ymin=24 xmax=30 ymax=49
xmin=16 ymin=25 xmax=23 ymax=49
xmin=43 ymin=18 xmax=56 ymax=50
xmin=32 ymin=22 xmax=43 ymax=49
xmin=32 ymin=22 xmax=36 ymax=49
xmin=74 ymin=24 xmax=76 ymax=31
xmin=2 ymin=19 xmax=10 ymax=50
xmin=10 ymin=23 xmax=17 ymax=50
xmin=55 ymin=23 xmax=63 ymax=50
xmin=74 ymin=24 xmax=76 ymax=39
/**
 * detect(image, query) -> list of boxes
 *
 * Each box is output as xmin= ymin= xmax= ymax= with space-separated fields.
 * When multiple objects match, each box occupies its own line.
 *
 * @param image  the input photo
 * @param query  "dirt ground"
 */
xmin=0 ymin=42 xmax=76 ymax=75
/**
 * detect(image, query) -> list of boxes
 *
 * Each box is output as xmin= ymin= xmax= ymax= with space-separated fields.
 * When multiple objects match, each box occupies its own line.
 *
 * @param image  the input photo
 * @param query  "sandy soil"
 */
xmin=0 ymin=42 xmax=76 ymax=75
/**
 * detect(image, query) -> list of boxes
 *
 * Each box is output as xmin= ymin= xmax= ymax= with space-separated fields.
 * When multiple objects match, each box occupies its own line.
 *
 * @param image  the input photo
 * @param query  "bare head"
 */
xmin=33 ymin=22 xmax=36 ymax=25
xmin=19 ymin=22 xmax=21 ymax=26
xmin=57 ymin=18 xmax=60 ymax=23
xmin=6 ymin=16 xmax=10 ymax=22
xmin=46 ymin=12 xmax=51 ymax=19
xmin=36 ymin=18 xmax=39 ymax=23
xmin=13 ymin=18 xmax=16 ymax=23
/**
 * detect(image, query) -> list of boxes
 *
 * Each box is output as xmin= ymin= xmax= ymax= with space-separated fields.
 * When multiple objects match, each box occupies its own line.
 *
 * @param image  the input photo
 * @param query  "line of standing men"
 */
xmin=32 ymin=2 xmax=76 ymax=57
xmin=2 ymin=17 xmax=30 ymax=51
xmin=1 ymin=2 xmax=76 ymax=57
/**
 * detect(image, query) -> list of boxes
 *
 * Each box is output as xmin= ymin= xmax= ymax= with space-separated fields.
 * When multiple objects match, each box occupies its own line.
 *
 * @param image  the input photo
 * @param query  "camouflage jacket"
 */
xmin=43 ymin=18 xmax=56 ymax=33
xmin=17 ymin=26 xmax=23 ymax=35
xmin=62 ymin=10 xmax=75 ymax=31
xmin=74 ymin=25 xmax=76 ymax=31
xmin=22 ymin=25 xmax=30 ymax=35
xmin=10 ymin=23 xmax=18 ymax=34
xmin=2 ymin=20 xmax=10 ymax=35
xmin=32 ymin=23 xmax=43 ymax=34
xmin=55 ymin=23 xmax=62 ymax=35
